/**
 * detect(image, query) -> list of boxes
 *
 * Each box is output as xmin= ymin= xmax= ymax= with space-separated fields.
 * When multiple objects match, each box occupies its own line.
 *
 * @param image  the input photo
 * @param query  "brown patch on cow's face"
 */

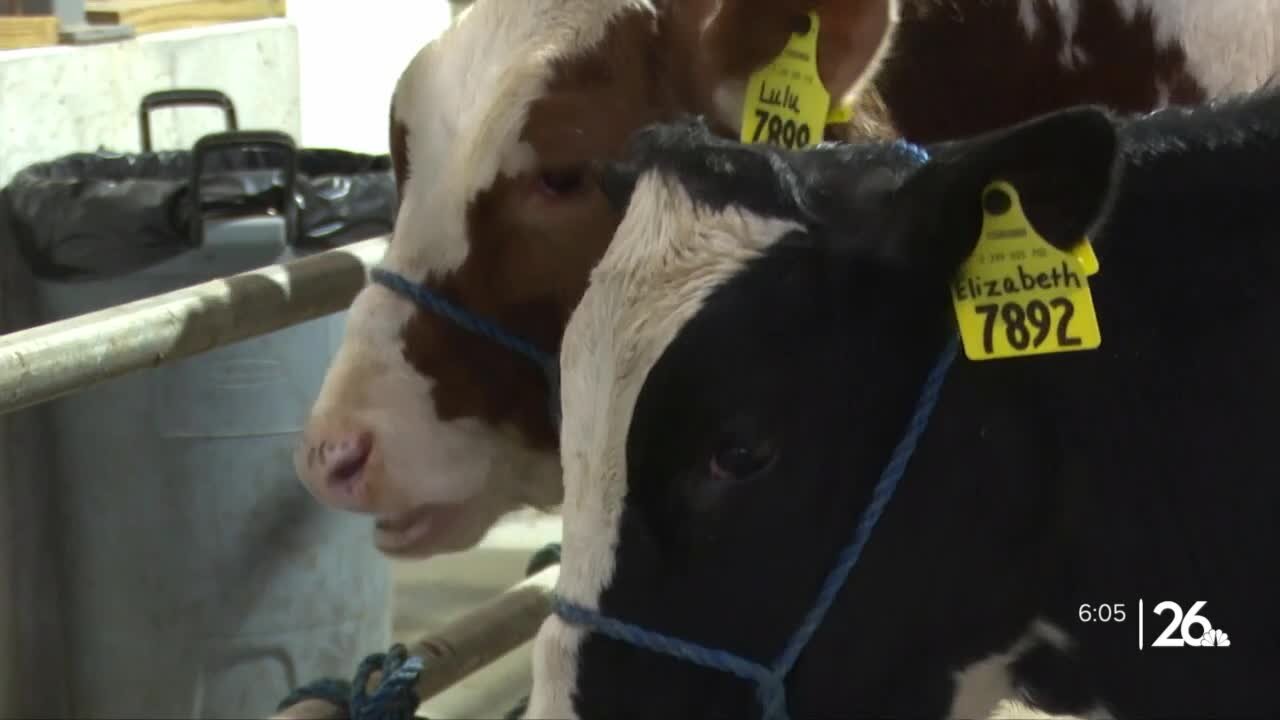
xmin=399 ymin=8 xmax=675 ymax=460
xmin=876 ymin=0 xmax=1207 ymax=144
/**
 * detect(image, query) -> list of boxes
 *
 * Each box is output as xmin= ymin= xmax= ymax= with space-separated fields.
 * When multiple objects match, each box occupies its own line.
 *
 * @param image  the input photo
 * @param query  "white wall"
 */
xmin=0 ymin=0 xmax=457 ymax=183
xmin=0 ymin=19 xmax=301 ymax=187
xmin=286 ymin=0 xmax=455 ymax=155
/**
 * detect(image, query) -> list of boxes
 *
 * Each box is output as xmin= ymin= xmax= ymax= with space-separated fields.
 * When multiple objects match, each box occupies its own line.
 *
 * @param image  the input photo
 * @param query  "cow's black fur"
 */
xmin=572 ymin=89 xmax=1280 ymax=719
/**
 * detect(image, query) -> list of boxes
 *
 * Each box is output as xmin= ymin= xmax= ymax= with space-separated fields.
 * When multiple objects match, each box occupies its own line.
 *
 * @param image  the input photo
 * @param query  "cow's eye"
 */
xmin=538 ymin=167 xmax=586 ymax=197
xmin=710 ymin=434 xmax=776 ymax=481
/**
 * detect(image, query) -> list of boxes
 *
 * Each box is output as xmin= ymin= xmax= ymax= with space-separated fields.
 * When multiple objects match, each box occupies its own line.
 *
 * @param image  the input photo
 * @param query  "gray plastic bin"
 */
xmin=4 ymin=93 xmax=395 ymax=719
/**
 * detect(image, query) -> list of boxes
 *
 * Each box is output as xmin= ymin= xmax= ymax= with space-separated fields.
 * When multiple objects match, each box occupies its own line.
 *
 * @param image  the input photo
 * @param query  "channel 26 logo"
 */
xmin=1077 ymin=600 xmax=1229 ymax=649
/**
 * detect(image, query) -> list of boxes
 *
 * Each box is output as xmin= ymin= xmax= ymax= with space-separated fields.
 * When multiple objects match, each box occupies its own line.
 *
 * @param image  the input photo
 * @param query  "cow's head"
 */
xmin=527 ymin=110 xmax=1121 ymax=718
xmin=295 ymin=0 xmax=902 ymax=558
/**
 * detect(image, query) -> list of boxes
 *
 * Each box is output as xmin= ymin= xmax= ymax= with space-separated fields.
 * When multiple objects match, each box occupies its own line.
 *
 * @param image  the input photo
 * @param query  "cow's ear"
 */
xmin=884 ymin=106 xmax=1122 ymax=277
xmin=669 ymin=0 xmax=897 ymax=134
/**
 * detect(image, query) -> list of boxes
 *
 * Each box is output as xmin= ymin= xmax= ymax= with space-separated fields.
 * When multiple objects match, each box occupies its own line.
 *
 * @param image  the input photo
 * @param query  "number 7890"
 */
xmin=751 ymin=110 xmax=811 ymax=149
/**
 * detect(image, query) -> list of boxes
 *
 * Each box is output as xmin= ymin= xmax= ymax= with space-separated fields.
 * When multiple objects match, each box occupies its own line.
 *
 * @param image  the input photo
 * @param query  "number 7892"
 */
xmin=974 ymin=297 xmax=1083 ymax=355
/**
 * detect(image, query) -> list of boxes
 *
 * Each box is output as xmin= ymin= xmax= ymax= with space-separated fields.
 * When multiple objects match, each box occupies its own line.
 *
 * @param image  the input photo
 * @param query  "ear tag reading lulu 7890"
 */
xmin=951 ymin=180 xmax=1102 ymax=361
xmin=740 ymin=11 xmax=850 ymax=150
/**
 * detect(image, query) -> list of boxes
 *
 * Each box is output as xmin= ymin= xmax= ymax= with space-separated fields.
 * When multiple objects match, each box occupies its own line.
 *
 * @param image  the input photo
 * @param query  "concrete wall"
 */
xmin=0 ymin=18 xmax=301 ymax=187
xmin=0 ymin=0 xmax=463 ymax=176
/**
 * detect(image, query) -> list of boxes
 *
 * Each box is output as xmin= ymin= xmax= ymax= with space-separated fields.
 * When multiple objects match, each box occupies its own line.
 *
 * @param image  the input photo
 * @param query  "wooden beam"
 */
xmin=84 ymin=0 xmax=284 ymax=35
xmin=409 ymin=563 xmax=558 ymax=701
xmin=0 ymin=15 xmax=58 ymax=49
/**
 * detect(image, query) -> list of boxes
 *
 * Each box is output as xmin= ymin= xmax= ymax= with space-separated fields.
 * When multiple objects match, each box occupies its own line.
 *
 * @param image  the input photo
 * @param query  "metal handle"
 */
xmin=139 ymin=89 xmax=239 ymax=152
xmin=189 ymin=130 xmax=299 ymax=247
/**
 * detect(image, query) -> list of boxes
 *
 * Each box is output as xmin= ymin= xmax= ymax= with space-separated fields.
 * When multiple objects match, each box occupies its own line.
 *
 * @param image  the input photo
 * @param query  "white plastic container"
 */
xmin=35 ymin=215 xmax=391 ymax=718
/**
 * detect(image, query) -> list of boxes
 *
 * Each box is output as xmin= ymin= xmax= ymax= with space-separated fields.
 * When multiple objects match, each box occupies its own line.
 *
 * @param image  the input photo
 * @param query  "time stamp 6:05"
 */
xmin=1077 ymin=600 xmax=1231 ymax=649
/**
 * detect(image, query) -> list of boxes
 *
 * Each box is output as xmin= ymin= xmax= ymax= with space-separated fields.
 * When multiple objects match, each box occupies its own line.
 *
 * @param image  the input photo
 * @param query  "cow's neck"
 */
xmin=872 ymin=0 xmax=1207 ymax=144
xmin=920 ymin=91 xmax=1280 ymax=717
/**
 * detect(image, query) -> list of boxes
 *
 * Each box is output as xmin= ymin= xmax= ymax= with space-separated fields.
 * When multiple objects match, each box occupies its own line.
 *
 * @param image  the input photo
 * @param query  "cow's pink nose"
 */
xmin=302 ymin=430 xmax=374 ymax=510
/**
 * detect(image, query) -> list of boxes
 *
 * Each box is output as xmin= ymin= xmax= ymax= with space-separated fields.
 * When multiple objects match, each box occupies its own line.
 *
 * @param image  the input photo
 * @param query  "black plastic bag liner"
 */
xmin=2 ymin=134 xmax=397 ymax=282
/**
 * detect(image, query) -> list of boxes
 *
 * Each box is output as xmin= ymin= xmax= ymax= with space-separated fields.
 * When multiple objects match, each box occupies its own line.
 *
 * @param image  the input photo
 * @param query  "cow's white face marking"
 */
xmin=950 ymin=618 xmax=1078 ymax=720
xmin=302 ymin=0 xmax=653 ymax=556
xmin=306 ymin=281 xmax=564 ymax=553
xmin=526 ymin=172 xmax=801 ymax=718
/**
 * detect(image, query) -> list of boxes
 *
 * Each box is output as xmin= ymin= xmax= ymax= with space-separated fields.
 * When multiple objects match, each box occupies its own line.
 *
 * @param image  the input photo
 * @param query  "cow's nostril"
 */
xmin=322 ymin=432 xmax=373 ymax=489
xmin=332 ymin=450 xmax=367 ymax=482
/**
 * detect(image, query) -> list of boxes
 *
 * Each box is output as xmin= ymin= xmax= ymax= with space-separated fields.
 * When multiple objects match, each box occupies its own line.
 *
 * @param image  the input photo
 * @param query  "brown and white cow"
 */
xmin=294 ymin=0 xmax=1279 ymax=559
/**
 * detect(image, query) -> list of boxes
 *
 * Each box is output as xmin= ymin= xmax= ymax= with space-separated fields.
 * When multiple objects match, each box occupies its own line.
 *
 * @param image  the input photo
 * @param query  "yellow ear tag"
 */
xmin=951 ymin=180 xmax=1103 ymax=361
xmin=826 ymin=99 xmax=855 ymax=124
xmin=740 ymin=11 xmax=832 ymax=150
xmin=1071 ymin=237 xmax=1100 ymax=276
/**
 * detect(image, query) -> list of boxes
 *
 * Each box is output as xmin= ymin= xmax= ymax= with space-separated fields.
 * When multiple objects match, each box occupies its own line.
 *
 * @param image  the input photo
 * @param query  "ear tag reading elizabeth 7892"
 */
xmin=951 ymin=180 xmax=1102 ymax=361
xmin=740 ymin=11 xmax=849 ymax=149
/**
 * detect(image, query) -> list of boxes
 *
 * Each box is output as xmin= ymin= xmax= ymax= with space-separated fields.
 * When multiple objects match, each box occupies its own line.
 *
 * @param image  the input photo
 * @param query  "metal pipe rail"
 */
xmin=271 ymin=563 xmax=559 ymax=720
xmin=0 ymin=236 xmax=389 ymax=417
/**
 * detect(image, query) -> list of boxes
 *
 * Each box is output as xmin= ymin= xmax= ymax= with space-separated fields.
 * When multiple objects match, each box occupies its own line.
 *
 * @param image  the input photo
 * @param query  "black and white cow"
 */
xmin=526 ymin=90 xmax=1280 ymax=719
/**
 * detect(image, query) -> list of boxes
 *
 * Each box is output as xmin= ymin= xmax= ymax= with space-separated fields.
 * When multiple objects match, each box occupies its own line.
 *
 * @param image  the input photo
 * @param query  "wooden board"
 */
xmin=85 ymin=0 xmax=286 ymax=35
xmin=0 ymin=15 xmax=57 ymax=50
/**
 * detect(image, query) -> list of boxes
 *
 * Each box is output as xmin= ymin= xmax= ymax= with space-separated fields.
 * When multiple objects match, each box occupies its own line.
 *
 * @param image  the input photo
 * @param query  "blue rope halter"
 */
xmin=551 ymin=141 xmax=951 ymax=720
xmin=368 ymin=267 xmax=562 ymax=425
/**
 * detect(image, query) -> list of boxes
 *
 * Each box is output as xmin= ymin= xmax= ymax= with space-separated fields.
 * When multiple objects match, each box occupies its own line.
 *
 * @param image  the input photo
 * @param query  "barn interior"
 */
xmin=1 ymin=1 xmax=1269 ymax=719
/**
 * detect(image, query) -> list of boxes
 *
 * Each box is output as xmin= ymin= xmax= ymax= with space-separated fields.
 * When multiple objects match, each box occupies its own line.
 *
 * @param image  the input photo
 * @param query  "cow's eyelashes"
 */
xmin=538 ymin=167 xmax=587 ymax=197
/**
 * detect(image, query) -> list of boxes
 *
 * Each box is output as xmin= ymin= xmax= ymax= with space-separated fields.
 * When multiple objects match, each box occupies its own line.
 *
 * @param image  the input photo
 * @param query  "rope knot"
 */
xmin=277 ymin=643 xmax=423 ymax=720
xmin=755 ymin=677 xmax=790 ymax=720
xmin=275 ymin=677 xmax=352 ymax=717
xmin=352 ymin=643 xmax=424 ymax=720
